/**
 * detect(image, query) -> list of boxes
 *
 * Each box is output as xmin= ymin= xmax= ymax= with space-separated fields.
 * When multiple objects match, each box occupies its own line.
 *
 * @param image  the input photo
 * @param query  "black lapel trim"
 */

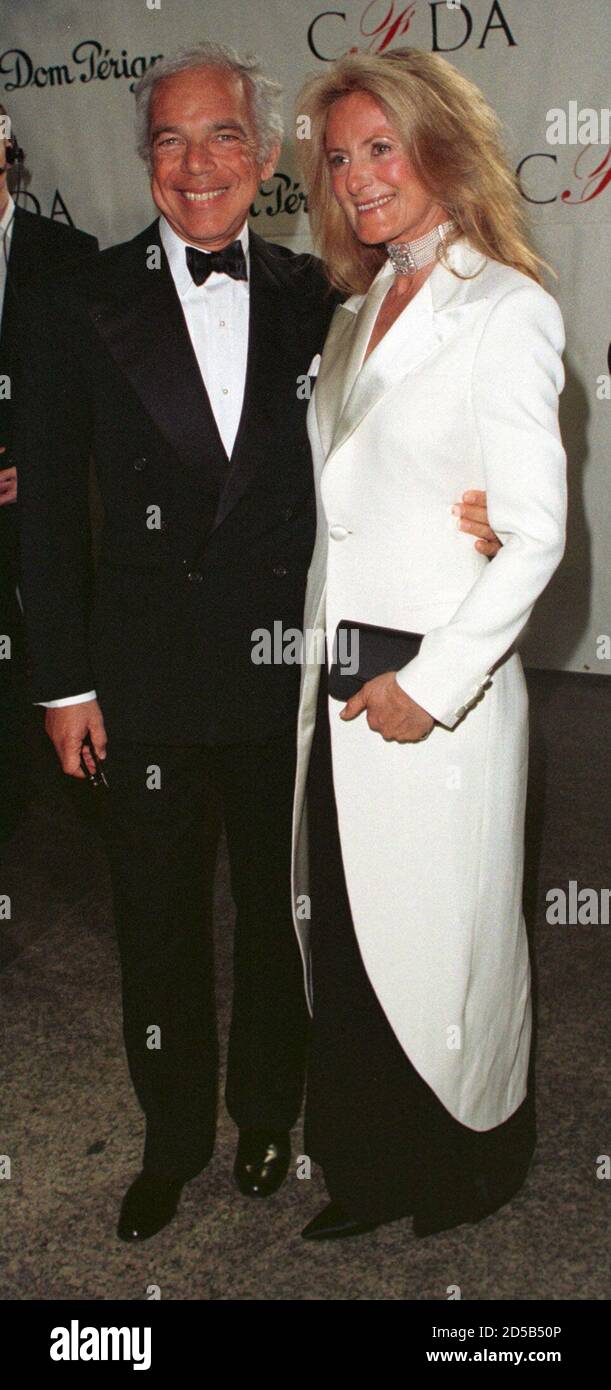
xmin=0 ymin=208 xmax=30 ymax=352
xmin=212 ymin=232 xmax=311 ymax=530
xmin=86 ymin=221 xmax=228 ymax=484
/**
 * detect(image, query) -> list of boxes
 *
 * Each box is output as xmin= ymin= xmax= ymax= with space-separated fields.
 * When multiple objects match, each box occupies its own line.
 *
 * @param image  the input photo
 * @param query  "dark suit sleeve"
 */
xmin=15 ymin=282 xmax=95 ymax=702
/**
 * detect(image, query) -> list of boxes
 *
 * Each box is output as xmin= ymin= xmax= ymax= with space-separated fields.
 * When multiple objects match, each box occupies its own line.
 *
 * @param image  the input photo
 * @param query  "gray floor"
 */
xmin=0 ymin=671 xmax=608 ymax=1301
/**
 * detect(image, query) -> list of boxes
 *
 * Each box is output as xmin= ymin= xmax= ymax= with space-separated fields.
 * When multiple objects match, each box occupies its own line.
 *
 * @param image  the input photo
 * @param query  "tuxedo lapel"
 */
xmin=5 ymin=207 xmax=43 ymax=287
xmin=88 ymin=221 xmax=228 ymax=485
xmin=0 ymin=208 xmax=36 ymax=352
xmin=212 ymin=232 xmax=311 ymax=530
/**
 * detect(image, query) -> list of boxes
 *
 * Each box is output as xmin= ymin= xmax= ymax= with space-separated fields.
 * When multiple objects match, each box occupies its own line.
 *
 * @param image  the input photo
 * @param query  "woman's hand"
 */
xmin=454 ymin=489 xmax=501 ymax=556
xmin=340 ymin=671 xmax=435 ymax=743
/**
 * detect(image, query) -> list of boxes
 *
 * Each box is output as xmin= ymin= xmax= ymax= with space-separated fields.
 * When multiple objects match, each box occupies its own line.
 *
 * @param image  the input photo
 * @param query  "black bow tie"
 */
xmin=185 ymin=240 xmax=247 ymax=286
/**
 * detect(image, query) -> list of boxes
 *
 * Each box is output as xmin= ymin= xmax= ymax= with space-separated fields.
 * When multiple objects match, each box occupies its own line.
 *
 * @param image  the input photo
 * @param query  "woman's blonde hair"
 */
xmin=295 ymin=47 xmax=546 ymax=295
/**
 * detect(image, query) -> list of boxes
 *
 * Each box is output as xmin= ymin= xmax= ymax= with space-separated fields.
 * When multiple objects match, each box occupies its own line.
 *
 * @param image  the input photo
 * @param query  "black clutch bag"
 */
xmin=327 ymin=619 xmax=423 ymax=701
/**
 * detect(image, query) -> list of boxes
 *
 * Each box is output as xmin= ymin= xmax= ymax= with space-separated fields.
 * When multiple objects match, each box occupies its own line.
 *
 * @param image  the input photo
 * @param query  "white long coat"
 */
xmin=291 ymin=238 xmax=567 ymax=1131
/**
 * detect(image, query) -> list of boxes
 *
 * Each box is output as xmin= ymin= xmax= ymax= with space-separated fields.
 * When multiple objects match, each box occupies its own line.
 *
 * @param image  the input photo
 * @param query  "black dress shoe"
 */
xmin=301 ymin=1201 xmax=379 ymax=1241
xmin=233 ymin=1128 xmax=290 ymax=1198
xmin=117 ymin=1172 xmax=184 ymax=1242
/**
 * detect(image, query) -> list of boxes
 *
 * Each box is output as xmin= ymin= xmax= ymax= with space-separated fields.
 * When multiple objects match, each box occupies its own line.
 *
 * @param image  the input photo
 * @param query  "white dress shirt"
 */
xmin=0 ymin=193 xmax=15 ymax=325
xmin=42 ymin=216 xmax=251 ymax=708
xmin=159 ymin=214 xmax=250 ymax=456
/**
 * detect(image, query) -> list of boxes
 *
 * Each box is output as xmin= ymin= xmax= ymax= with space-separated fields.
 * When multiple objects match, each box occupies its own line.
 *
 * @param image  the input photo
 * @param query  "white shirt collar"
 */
xmin=0 ymin=193 xmax=15 ymax=239
xmin=159 ymin=215 xmax=250 ymax=298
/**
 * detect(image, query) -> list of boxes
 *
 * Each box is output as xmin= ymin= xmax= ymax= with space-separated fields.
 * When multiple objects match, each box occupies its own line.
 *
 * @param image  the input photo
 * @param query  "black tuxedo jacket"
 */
xmin=16 ymin=221 xmax=339 ymax=744
xmin=0 ymin=207 xmax=97 ymax=590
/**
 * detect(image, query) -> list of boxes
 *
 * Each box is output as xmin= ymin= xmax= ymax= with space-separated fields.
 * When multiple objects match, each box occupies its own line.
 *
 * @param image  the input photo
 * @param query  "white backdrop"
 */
xmin=1 ymin=0 xmax=609 ymax=674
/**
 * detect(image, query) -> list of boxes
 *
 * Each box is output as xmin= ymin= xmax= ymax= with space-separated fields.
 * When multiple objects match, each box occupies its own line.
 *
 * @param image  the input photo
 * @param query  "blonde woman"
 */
xmin=291 ymin=48 xmax=567 ymax=1240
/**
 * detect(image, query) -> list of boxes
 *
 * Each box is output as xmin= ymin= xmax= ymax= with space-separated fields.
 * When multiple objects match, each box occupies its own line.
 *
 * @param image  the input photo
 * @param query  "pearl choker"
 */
xmin=385 ymin=220 xmax=455 ymax=275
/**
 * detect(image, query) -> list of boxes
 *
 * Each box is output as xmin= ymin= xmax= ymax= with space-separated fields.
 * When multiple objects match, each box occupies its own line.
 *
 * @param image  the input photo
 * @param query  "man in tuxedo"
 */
xmin=0 ymin=103 xmax=97 ymax=842
xmin=17 ymin=44 xmax=499 ymax=1240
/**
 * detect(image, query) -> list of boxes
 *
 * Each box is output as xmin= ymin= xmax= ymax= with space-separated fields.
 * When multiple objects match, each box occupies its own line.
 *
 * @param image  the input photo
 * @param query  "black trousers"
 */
xmin=304 ymin=664 xmax=536 ymax=1234
xmin=101 ymin=727 xmax=308 ymax=1180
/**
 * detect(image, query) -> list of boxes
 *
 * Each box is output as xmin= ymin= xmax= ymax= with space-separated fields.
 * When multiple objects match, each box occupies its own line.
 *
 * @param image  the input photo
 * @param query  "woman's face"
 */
xmin=324 ymin=91 xmax=447 ymax=246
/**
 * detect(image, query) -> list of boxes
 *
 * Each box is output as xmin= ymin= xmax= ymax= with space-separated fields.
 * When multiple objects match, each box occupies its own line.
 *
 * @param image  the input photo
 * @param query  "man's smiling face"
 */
xmin=149 ymin=66 xmax=279 ymax=250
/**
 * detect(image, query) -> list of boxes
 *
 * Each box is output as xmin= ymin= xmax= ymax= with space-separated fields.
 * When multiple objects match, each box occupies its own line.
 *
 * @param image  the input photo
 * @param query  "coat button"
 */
xmin=187 ymin=569 xmax=203 ymax=583
xmin=272 ymin=563 xmax=288 ymax=577
xmin=283 ymin=505 xmax=294 ymax=520
xmin=329 ymin=524 xmax=349 ymax=540
xmin=132 ymin=456 xmax=147 ymax=471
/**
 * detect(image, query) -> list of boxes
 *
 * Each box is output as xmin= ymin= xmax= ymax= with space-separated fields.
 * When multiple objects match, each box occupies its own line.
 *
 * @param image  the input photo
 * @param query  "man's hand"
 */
xmin=45 ymin=699 xmax=107 ymax=778
xmin=340 ymin=671 xmax=435 ymax=743
xmin=0 ymin=445 xmax=17 ymax=506
xmin=453 ymin=489 xmax=501 ymax=557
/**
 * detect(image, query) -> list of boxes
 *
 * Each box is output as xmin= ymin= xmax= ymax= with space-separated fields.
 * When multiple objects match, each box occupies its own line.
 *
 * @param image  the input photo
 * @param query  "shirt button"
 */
xmin=329 ymin=524 xmax=349 ymax=540
xmin=222 ymin=387 xmax=229 ymax=395
xmin=219 ymin=320 xmax=226 ymax=327
xmin=187 ymin=570 xmax=203 ymax=584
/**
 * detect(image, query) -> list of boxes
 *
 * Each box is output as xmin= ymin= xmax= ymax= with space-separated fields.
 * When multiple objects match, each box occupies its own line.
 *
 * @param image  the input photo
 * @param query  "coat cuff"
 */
xmin=395 ymin=658 xmax=491 ymax=730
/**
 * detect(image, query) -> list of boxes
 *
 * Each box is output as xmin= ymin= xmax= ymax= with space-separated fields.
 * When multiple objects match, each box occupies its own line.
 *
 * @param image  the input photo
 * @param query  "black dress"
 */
xmin=303 ymin=661 xmax=536 ymax=1237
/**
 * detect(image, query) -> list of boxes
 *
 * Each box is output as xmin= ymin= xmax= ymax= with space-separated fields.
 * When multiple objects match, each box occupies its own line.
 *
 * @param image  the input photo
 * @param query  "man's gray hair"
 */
xmin=134 ymin=41 xmax=284 ymax=167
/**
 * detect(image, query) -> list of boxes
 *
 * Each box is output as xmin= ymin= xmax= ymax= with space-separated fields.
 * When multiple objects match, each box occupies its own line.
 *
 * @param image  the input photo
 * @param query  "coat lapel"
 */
xmin=212 ymin=231 xmax=315 ymax=530
xmin=0 ymin=208 xmax=38 ymax=353
xmin=320 ymin=238 xmax=488 ymax=464
xmin=314 ymin=265 xmax=389 ymax=459
xmin=5 ymin=207 xmax=42 ymax=285
xmin=87 ymin=221 xmax=228 ymax=486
